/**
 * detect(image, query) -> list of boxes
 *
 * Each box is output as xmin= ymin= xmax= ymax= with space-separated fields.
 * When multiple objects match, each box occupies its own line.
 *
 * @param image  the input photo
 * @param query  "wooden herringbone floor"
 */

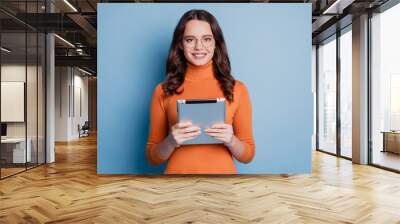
xmin=1 ymin=134 xmax=400 ymax=224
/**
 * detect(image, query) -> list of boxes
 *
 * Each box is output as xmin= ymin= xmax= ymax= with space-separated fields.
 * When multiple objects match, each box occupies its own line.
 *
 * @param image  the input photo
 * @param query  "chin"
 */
xmin=188 ymin=58 xmax=212 ymax=66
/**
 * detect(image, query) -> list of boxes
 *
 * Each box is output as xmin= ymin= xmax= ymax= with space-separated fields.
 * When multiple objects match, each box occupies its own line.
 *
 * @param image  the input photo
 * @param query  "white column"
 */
xmin=46 ymin=1 xmax=55 ymax=163
xmin=352 ymin=14 xmax=369 ymax=164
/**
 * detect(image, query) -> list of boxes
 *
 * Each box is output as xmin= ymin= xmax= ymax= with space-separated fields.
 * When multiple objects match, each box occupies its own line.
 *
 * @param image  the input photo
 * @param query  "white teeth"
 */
xmin=192 ymin=53 xmax=206 ymax=58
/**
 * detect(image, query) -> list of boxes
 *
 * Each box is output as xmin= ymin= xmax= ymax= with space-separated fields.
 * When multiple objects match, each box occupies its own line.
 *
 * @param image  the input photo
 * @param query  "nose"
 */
xmin=194 ymin=39 xmax=203 ymax=50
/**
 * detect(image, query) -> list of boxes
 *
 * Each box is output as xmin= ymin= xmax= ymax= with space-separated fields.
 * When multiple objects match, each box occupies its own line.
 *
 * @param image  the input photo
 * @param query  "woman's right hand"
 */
xmin=169 ymin=121 xmax=201 ymax=147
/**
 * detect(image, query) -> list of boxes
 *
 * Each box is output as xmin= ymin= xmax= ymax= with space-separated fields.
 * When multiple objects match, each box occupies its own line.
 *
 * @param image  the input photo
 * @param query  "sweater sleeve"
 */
xmin=146 ymin=84 xmax=168 ymax=166
xmin=233 ymin=81 xmax=256 ymax=163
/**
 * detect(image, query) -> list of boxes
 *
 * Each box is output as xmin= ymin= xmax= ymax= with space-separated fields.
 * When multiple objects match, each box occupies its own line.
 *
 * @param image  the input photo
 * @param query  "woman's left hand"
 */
xmin=205 ymin=123 xmax=234 ymax=146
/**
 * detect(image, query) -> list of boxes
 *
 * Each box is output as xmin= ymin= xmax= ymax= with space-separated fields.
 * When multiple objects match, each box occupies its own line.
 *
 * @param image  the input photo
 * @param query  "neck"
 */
xmin=185 ymin=60 xmax=214 ymax=81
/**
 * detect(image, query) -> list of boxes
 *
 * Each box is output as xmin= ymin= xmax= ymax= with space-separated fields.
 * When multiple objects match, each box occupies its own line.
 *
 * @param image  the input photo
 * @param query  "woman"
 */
xmin=146 ymin=9 xmax=255 ymax=174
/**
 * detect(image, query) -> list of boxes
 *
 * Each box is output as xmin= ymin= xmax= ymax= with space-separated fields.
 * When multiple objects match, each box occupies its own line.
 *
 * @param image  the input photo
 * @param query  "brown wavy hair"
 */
xmin=161 ymin=9 xmax=235 ymax=103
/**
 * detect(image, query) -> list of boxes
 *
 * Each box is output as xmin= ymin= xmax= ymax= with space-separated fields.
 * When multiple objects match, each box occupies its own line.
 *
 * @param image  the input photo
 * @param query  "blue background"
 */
xmin=98 ymin=3 xmax=312 ymax=174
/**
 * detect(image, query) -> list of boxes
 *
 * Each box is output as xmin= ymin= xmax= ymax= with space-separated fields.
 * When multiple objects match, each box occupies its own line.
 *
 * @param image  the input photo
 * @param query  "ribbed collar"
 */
xmin=185 ymin=60 xmax=215 ymax=81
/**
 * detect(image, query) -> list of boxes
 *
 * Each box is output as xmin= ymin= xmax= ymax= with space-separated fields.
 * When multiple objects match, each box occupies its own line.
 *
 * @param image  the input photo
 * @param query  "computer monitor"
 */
xmin=1 ymin=123 xmax=7 ymax=137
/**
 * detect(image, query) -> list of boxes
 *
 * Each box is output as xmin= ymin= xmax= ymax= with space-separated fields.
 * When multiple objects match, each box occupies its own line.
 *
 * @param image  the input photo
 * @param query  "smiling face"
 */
xmin=181 ymin=20 xmax=215 ymax=66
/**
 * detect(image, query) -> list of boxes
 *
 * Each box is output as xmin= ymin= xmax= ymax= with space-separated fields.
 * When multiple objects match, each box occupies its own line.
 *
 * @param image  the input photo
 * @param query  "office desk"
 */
xmin=1 ymin=138 xmax=32 ymax=164
xmin=382 ymin=131 xmax=400 ymax=154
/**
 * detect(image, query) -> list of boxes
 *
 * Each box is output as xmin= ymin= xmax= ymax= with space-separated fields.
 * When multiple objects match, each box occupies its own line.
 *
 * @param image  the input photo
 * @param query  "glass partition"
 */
xmin=0 ymin=1 xmax=46 ymax=179
xmin=1 ymin=31 xmax=28 ymax=178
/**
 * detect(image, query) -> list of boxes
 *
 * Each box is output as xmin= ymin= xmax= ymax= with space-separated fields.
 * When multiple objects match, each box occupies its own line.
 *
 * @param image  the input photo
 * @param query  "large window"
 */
xmin=371 ymin=3 xmax=400 ymax=171
xmin=317 ymin=25 xmax=353 ymax=159
xmin=339 ymin=27 xmax=352 ymax=158
xmin=317 ymin=35 xmax=337 ymax=154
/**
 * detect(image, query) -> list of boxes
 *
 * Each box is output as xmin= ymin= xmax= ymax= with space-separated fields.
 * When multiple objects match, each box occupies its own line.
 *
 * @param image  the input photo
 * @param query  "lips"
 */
xmin=192 ymin=52 xmax=207 ymax=59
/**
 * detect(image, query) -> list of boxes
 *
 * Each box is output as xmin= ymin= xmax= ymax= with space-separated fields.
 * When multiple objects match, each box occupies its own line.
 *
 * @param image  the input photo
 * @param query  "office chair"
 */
xmin=78 ymin=121 xmax=90 ymax=138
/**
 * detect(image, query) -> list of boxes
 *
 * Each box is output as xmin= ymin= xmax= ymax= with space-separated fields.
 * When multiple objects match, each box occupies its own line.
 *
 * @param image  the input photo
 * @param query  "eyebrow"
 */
xmin=183 ymin=35 xmax=213 ymax=38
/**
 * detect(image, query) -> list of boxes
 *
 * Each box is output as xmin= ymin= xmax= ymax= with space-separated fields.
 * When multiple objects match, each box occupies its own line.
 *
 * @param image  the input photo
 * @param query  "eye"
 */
xmin=185 ymin=38 xmax=194 ymax=43
xmin=204 ymin=37 xmax=212 ymax=42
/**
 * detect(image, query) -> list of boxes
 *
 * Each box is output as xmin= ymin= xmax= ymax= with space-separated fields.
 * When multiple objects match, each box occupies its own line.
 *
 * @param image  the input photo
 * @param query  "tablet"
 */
xmin=177 ymin=98 xmax=226 ymax=145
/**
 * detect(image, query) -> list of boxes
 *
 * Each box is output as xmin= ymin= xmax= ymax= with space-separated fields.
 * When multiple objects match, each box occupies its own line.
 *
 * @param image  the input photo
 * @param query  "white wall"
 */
xmin=1 ymin=63 xmax=46 ymax=164
xmin=55 ymin=67 xmax=89 ymax=141
xmin=55 ymin=66 xmax=70 ymax=141
xmin=72 ymin=73 xmax=89 ymax=138
xmin=1 ymin=65 xmax=40 ymax=138
xmin=1 ymin=65 xmax=26 ymax=133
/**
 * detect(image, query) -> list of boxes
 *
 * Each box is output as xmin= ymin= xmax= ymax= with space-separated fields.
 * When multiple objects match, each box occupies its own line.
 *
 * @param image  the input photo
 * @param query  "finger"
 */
xmin=205 ymin=132 xmax=226 ymax=138
xmin=185 ymin=134 xmax=201 ymax=140
xmin=205 ymin=128 xmax=223 ymax=133
xmin=211 ymin=123 xmax=230 ymax=129
xmin=179 ymin=133 xmax=201 ymax=144
xmin=174 ymin=121 xmax=192 ymax=129
xmin=206 ymin=134 xmax=227 ymax=143
xmin=176 ymin=126 xmax=200 ymax=135
xmin=181 ymin=126 xmax=201 ymax=133
xmin=181 ymin=131 xmax=201 ymax=138
xmin=205 ymin=128 xmax=232 ymax=134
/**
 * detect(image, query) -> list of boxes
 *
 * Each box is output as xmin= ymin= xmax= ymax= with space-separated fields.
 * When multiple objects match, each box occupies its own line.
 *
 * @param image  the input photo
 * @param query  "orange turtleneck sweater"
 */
xmin=146 ymin=61 xmax=255 ymax=174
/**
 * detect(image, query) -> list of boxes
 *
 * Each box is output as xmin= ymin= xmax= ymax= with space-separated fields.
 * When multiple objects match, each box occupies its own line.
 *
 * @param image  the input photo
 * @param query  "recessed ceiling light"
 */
xmin=78 ymin=67 xmax=93 ymax=76
xmin=322 ymin=0 xmax=354 ymax=14
xmin=63 ymin=0 xmax=78 ymax=12
xmin=1 ymin=47 xmax=11 ymax=53
xmin=54 ymin=34 xmax=75 ymax=48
